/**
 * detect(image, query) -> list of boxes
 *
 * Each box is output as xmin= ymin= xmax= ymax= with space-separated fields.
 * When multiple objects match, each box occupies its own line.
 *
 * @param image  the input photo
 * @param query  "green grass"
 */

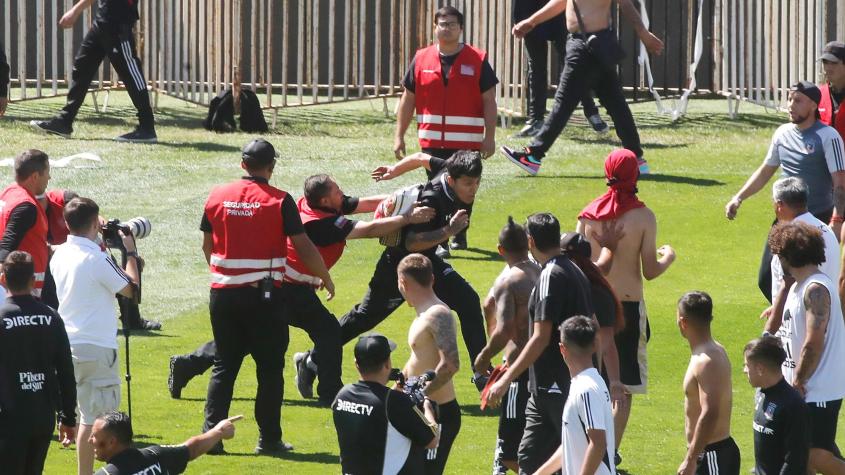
xmin=0 ymin=93 xmax=829 ymax=474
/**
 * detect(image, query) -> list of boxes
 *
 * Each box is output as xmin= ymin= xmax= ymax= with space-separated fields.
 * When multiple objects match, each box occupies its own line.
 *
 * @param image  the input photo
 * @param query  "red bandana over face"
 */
xmin=578 ymin=149 xmax=645 ymax=221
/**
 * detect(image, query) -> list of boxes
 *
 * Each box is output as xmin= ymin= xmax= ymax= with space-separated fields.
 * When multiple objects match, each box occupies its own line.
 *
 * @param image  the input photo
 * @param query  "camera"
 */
xmin=102 ymin=217 xmax=152 ymax=250
xmin=390 ymin=369 xmax=436 ymax=407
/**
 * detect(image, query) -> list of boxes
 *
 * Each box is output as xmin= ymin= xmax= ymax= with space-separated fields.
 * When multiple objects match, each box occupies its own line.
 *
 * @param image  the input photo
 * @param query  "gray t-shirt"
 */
xmin=764 ymin=121 xmax=845 ymax=215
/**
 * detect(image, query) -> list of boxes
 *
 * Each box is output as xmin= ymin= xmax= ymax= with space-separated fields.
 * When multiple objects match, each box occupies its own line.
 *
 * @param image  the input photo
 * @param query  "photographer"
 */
xmin=333 ymin=334 xmax=440 ymax=475
xmin=50 ymin=197 xmax=140 ymax=475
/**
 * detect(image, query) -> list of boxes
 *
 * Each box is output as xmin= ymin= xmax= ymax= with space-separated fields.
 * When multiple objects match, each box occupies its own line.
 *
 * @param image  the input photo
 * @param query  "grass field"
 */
xmin=0 ymin=92 xmax=837 ymax=474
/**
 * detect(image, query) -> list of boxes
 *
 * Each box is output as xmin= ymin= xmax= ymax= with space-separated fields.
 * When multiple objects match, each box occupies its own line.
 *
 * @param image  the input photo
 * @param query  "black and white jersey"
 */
xmin=752 ymin=379 xmax=808 ymax=475
xmin=333 ymin=381 xmax=437 ymax=475
xmin=95 ymin=445 xmax=190 ymax=475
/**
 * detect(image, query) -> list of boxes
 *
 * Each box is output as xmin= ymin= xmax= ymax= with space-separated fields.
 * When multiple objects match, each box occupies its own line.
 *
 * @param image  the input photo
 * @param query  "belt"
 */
xmin=569 ymin=28 xmax=613 ymax=40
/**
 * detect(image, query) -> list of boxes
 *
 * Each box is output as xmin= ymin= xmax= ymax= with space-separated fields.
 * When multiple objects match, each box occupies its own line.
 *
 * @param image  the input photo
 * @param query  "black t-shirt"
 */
xmin=527 ymin=255 xmax=594 ymax=394
xmin=591 ymin=284 xmax=616 ymax=329
xmin=333 ymin=381 xmax=436 ymax=475
xmin=753 ymin=378 xmax=808 ymax=475
xmin=0 ymin=295 xmax=76 ymax=437
xmin=95 ymin=0 xmax=140 ymax=26
xmin=402 ymin=47 xmax=498 ymax=92
xmin=95 ymin=445 xmax=190 ymax=475
xmin=397 ymin=173 xmax=468 ymax=259
xmin=199 ymin=177 xmax=304 ymax=236
xmin=303 ymin=195 xmax=359 ymax=247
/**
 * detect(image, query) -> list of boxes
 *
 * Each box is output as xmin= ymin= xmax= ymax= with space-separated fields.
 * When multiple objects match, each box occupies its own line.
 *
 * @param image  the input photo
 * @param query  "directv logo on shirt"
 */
xmin=335 ymin=399 xmax=374 ymax=416
xmin=19 ymin=371 xmax=45 ymax=392
xmin=128 ymin=462 xmax=163 ymax=475
xmin=4 ymin=314 xmax=53 ymax=329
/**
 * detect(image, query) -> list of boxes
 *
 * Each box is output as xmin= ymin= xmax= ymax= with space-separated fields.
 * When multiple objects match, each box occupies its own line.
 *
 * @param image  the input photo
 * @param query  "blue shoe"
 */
xmin=637 ymin=157 xmax=651 ymax=175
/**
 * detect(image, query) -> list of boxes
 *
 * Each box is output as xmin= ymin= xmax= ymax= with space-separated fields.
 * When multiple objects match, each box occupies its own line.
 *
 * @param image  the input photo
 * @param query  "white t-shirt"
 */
xmin=562 ymin=367 xmax=616 ymax=475
xmin=771 ymin=212 xmax=841 ymax=298
xmin=50 ymin=235 xmax=131 ymax=349
xmin=780 ymin=272 xmax=845 ymax=403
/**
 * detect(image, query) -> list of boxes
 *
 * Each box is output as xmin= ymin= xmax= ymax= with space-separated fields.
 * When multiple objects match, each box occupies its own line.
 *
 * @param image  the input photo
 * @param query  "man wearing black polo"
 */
xmin=200 ymin=138 xmax=333 ymax=455
xmin=30 ymin=0 xmax=157 ymax=142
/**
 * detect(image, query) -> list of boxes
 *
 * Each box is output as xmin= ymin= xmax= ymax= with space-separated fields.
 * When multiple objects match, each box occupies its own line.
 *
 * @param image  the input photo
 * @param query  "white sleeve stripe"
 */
xmin=105 ymin=257 xmax=131 ymax=285
xmin=834 ymin=137 xmax=845 ymax=171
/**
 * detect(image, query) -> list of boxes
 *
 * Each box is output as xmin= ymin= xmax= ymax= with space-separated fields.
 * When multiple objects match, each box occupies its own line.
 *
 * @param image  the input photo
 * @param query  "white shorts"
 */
xmin=71 ymin=344 xmax=121 ymax=425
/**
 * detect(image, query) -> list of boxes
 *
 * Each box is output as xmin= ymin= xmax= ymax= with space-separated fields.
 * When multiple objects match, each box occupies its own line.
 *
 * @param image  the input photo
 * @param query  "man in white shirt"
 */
xmin=534 ymin=315 xmax=615 ymax=475
xmin=769 ymin=221 xmax=845 ymax=474
xmin=50 ymin=197 xmax=140 ymax=475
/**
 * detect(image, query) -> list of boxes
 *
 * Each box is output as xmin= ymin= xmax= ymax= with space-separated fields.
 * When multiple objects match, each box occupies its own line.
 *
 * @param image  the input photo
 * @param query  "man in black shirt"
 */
xmin=30 ymin=0 xmax=157 ymax=143
xmin=337 ymin=151 xmax=489 ymax=388
xmin=91 ymin=411 xmax=240 ymax=474
xmin=0 ymin=41 xmax=9 ymax=117
xmin=0 ymin=251 xmax=77 ymax=475
xmin=333 ymin=334 xmax=439 ymax=475
xmin=484 ymin=212 xmax=594 ymax=474
xmin=744 ymin=336 xmax=808 ymax=475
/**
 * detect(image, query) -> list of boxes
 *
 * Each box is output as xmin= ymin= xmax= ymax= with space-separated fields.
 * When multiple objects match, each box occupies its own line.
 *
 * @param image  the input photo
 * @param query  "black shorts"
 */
xmin=807 ymin=399 xmax=843 ymax=456
xmin=425 ymin=399 xmax=461 ymax=475
xmin=695 ymin=437 xmax=740 ymax=475
xmin=616 ymin=301 xmax=650 ymax=394
xmin=493 ymin=373 xmax=530 ymax=470
xmin=0 ymin=433 xmax=52 ymax=475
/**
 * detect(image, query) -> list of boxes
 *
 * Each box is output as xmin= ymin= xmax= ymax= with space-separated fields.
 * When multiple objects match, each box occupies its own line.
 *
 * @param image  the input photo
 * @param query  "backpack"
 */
xmin=202 ymin=87 xmax=268 ymax=133
xmin=373 ymin=183 xmax=425 ymax=247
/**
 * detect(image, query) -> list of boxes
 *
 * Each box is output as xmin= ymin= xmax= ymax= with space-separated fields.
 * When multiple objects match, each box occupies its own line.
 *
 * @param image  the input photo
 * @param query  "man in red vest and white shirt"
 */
xmin=394 ymin=5 xmax=498 ymax=253
xmin=200 ymin=138 xmax=333 ymax=455
xmin=0 ymin=150 xmax=51 ymax=300
xmin=820 ymin=41 xmax=845 ymax=141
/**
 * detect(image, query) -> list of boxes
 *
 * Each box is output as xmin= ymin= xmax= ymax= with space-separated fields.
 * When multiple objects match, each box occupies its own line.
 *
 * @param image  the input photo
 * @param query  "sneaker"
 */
xmin=637 ymin=157 xmax=651 ymax=175
xmin=587 ymin=114 xmax=610 ymax=134
xmin=513 ymin=119 xmax=543 ymax=138
xmin=168 ymin=355 xmax=191 ymax=399
xmin=293 ymin=351 xmax=315 ymax=399
xmin=30 ymin=118 xmax=73 ymax=138
xmin=207 ymin=441 xmax=226 ymax=455
xmin=449 ymin=232 xmax=467 ymax=251
xmin=255 ymin=439 xmax=294 ymax=456
xmin=472 ymin=372 xmax=489 ymax=392
xmin=500 ymin=146 xmax=541 ymax=176
xmin=131 ymin=317 xmax=162 ymax=331
xmin=435 ymin=244 xmax=451 ymax=259
xmin=114 ymin=128 xmax=158 ymax=143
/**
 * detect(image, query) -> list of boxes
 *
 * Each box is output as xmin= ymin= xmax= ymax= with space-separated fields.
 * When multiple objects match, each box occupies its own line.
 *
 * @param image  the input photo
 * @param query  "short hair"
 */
xmin=772 ymin=177 xmax=808 ymax=209
xmin=499 ymin=216 xmax=528 ymax=253
xmin=303 ymin=174 xmax=334 ymax=208
xmin=525 ymin=213 xmax=560 ymax=252
xmin=97 ymin=411 xmax=133 ymax=445
xmin=560 ymin=315 xmax=597 ymax=350
xmin=3 ymin=251 xmax=34 ymax=292
xmin=14 ymin=150 xmax=49 ymax=181
xmin=434 ymin=6 xmax=464 ymax=28
xmin=446 ymin=151 xmax=483 ymax=180
xmin=744 ymin=336 xmax=787 ymax=370
xmin=398 ymin=253 xmax=434 ymax=287
xmin=64 ymin=197 xmax=100 ymax=233
xmin=769 ymin=221 xmax=826 ymax=268
xmin=677 ymin=291 xmax=713 ymax=325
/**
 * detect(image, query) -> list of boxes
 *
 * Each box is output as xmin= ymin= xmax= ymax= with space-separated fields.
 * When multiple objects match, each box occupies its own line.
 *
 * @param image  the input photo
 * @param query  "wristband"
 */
xmin=831 ymin=216 xmax=844 ymax=223
xmin=126 ymin=251 xmax=139 ymax=259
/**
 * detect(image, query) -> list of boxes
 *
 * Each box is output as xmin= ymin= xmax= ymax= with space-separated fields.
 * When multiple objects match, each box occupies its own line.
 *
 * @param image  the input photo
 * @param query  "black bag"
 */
xmin=239 ymin=88 xmax=269 ymax=133
xmin=203 ymin=88 xmax=236 ymax=133
xmin=573 ymin=0 xmax=625 ymax=72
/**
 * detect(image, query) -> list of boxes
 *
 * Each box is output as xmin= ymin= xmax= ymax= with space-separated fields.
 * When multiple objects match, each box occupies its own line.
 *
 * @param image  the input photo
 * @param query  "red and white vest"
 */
xmin=284 ymin=197 xmax=346 ymax=287
xmin=44 ymin=189 xmax=70 ymax=245
xmin=0 ymin=184 xmax=49 ymax=290
xmin=204 ymin=179 xmax=288 ymax=289
xmin=820 ymin=84 xmax=845 ymax=141
xmin=414 ymin=44 xmax=486 ymax=150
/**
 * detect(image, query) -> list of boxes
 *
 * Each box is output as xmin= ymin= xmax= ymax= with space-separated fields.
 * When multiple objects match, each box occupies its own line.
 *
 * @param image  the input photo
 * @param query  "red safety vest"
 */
xmin=819 ymin=84 xmax=845 ymax=141
xmin=284 ymin=197 xmax=346 ymax=287
xmin=44 ymin=189 xmax=70 ymax=245
xmin=0 ymin=184 xmax=49 ymax=289
xmin=204 ymin=179 xmax=288 ymax=289
xmin=414 ymin=44 xmax=486 ymax=150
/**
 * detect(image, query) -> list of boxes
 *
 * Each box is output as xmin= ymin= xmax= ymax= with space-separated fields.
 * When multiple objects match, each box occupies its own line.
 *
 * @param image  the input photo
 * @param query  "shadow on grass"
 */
xmin=638 ymin=174 xmax=724 ymax=186
xmin=118 ymin=329 xmax=176 ymax=338
xmin=459 ymin=403 xmax=498 ymax=418
xmin=568 ymin=136 xmax=689 ymax=150
xmin=180 ymin=396 xmax=255 ymax=402
xmin=210 ymin=450 xmax=336 ymax=462
xmin=449 ymin=247 xmax=501 ymax=262
xmin=283 ymin=399 xmax=328 ymax=409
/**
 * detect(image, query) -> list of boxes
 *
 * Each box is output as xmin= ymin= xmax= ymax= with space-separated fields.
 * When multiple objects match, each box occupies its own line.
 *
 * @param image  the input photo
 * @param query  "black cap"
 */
xmin=560 ymin=232 xmax=591 ymax=258
xmin=354 ymin=334 xmax=397 ymax=367
xmin=821 ymin=41 xmax=845 ymax=63
xmin=242 ymin=138 xmax=279 ymax=166
xmin=790 ymin=81 xmax=822 ymax=105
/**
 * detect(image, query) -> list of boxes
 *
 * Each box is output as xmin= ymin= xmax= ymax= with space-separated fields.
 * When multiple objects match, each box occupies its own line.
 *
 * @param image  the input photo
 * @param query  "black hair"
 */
xmin=434 ymin=6 xmax=464 ymax=28
xmin=525 ymin=213 xmax=560 ymax=252
xmin=769 ymin=221 xmax=826 ymax=268
xmin=499 ymin=216 xmax=528 ymax=253
xmin=744 ymin=336 xmax=787 ymax=370
xmin=446 ymin=150 xmax=483 ymax=180
xmin=64 ymin=197 xmax=100 ymax=234
xmin=303 ymin=174 xmax=334 ymax=208
xmin=677 ymin=291 xmax=713 ymax=325
xmin=97 ymin=411 xmax=133 ymax=446
xmin=560 ymin=315 xmax=597 ymax=350
xmin=14 ymin=149 xmax=49 ymax=181
xmin=3 ymin=251 xmax=34 ymax=292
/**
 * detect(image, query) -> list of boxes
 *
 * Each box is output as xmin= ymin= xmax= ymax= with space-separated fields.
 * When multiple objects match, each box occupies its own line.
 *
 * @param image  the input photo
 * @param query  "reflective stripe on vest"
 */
xmin=210 ymin=270 xmax=285 ymax=286
xmin=209 ymin=256 xmax=287 ymax=269
xmin=284 ymin=266 xmax=322 ymax=287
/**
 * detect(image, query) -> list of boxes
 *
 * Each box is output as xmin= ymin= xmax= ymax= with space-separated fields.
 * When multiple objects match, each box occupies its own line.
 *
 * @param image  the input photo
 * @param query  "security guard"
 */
xmin=30 ymin=0 xmax=157 ymax=143
xmin=200 ymin=138 xmax=334 ymax=455
xmin=0 ymin=251 xmax=77 ymax=475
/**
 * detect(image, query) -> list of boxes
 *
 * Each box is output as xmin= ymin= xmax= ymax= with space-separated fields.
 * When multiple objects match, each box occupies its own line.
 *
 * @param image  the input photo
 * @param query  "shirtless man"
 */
xmin=472 ymin=217 xmax=540 ymax=474
xmin=577 ymin=149 xmax=675 ymax=455
xmin=398 ymin=253 xmax=461 ymax=475
xmin=676 ymin=291 xmax=739 ymax=475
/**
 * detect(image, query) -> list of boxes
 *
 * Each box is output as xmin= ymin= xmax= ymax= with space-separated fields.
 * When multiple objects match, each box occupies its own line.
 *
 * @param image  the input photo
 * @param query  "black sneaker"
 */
xmin=131 ymin=317 xmax=162 ymax=331
xmin=500 ymin=146 xmax=542 ymax=176
xmin=472 ymin=373 xmax=489 ymax=392
xmin=207 ymin=441 xmax=226 ymax=455
xmin=168 ymin=355 xmax=191 ymax=399
xmin=255 ymin=439 xmax=294 ymax=456
xmin=114 ymin=128 xmax=158 ymax=143
xmin=587 ymin=113 xmax=610 ymax=134
xmin=513 ymin=119 xmax=543 ymax=138
xmin=30 ymin=118 xmax=73 ymax=138
xmin=435 ymin=244 xmax=451 ymax=259
xmin=449 ymin=232 xmax=467 ymax=251
xmin=293 ymin=351 xmax=315 ymax=399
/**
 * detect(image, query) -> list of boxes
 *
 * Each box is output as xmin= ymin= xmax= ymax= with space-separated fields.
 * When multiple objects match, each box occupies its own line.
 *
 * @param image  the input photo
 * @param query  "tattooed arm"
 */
xmin=794 ymin=282 xmax=831 ymax=396
xmin=424 ymin=307 xmax=460 ymax=395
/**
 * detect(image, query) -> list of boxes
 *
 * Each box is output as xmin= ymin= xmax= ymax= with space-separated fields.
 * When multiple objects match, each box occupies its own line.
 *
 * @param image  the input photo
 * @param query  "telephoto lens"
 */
xmin=126 ymin=217 xmax=152 ymax=239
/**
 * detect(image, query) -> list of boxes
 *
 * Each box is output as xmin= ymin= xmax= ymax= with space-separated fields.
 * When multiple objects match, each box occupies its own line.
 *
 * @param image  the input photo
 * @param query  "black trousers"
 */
xmin=425 ymin=399 xmax=462 ymax=475
xmin=59 ymin=22 xmax=154 ymax=130
xmin=281 ymin=283 xmax=343 ymax=403
xmin=517 ymin=391 xmax=565 ymax=475
xmin=338 ymin=249 xmax=487 ymax=368
xmin=529 ymin=34 xmax=642 ymax=159
xmin=0 ymin=433 xmax=52 ymax=475
xmin=523 ymin=32 xmax=598 ymax=121
xmin=203 ymin=286 xmax=289 ymax=442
